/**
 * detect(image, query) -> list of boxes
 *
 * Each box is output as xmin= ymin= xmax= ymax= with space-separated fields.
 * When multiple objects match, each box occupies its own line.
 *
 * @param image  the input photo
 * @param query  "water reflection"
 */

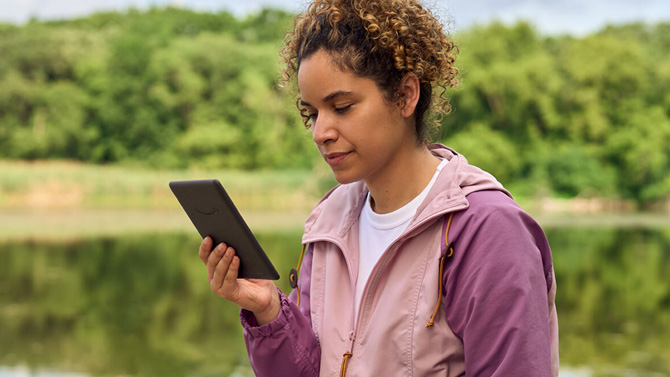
xmin=0 ymin=228 xmax=669 ymax=377
xmin=548 ymin=228 xmax=670 ymax=376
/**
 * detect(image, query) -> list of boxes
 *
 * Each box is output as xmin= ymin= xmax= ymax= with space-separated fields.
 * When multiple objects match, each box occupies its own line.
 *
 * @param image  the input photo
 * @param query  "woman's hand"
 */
xmin=199 ymin=236 xmax=281 ymax=325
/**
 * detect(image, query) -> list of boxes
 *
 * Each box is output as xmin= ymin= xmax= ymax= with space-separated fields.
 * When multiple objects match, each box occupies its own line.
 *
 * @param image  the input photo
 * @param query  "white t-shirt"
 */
xmin=355 ymin=159 xmax=448 ymax=319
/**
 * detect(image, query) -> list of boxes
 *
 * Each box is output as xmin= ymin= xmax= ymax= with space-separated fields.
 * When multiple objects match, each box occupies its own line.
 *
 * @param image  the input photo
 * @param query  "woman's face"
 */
xmin=297 ymin=49 xmax=416 ymax=185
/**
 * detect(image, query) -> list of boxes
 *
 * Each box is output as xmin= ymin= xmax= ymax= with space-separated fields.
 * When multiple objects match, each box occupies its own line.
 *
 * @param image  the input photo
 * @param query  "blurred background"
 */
xmin=0 ymin=1 xmax=669 ymax=376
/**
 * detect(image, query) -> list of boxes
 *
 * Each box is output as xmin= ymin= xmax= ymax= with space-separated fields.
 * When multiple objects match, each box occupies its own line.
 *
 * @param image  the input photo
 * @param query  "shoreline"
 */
xmin=1 ymin=207 xmax=667 ymax=243
xmin=0 ymin=208 xmax=308 ymax=243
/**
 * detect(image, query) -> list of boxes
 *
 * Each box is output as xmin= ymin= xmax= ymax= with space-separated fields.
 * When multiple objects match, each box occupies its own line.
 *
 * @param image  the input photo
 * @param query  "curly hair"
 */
xmin=280 ymin=0 xmax=458 ymax=143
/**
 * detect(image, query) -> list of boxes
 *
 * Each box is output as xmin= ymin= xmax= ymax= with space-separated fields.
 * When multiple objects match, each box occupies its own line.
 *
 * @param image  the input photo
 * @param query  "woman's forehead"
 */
xmin=297 ymin=51 xmax=356 ymax=96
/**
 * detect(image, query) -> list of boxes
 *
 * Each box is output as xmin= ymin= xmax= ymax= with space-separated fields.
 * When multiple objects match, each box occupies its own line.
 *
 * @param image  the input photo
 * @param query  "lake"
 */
xmin=1 ymin=226 xmax=669 ymax=376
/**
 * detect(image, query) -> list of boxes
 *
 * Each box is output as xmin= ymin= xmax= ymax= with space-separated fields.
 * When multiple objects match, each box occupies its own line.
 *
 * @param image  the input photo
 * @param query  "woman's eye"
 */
xmin=308 ymin=113 xmax=318 ymax=121
xmin=334 ymin=104 xmax=352 ymax=114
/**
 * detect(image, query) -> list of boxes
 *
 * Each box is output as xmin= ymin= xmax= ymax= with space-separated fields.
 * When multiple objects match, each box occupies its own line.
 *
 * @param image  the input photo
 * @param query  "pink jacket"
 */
xmin=241 ymin=145 xmax=559 ymax=376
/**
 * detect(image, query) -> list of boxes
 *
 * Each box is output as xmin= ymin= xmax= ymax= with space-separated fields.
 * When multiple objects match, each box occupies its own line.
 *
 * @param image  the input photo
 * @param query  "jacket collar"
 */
xmin=302 ymin=144 xmax=510 ymax=243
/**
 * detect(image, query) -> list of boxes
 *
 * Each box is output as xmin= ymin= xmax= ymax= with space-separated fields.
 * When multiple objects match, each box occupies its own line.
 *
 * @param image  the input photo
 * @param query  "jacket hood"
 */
xmin=302 ymin=144 xmax=510 ymax=242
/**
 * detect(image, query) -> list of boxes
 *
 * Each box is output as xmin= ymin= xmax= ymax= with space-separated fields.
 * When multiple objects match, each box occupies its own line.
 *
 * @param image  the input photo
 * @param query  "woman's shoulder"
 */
xmin=451 ymin=189 xmax=554 ymax=291
xmin=454 ymin=189 xmax=549 ymax=257
xmin=463 ymin=189 xmax=522 ymax=214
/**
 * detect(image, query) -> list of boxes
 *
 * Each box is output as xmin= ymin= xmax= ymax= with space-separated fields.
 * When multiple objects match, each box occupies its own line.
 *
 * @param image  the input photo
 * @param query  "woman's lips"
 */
xmin=324 ymin=152 xmax=351 ymax=165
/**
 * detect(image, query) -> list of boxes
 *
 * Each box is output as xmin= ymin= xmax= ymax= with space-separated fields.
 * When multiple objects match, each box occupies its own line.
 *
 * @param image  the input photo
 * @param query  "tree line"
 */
xmin=0 ymin=8 xmax=669 ymax=205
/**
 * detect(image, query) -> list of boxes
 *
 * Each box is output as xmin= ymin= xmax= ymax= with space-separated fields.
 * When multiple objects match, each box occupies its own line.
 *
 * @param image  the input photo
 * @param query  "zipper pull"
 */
xmin=339 ymin=331 xmax=356 ymax=377
xmin=339 ymin=352 xmax=353 ymax=377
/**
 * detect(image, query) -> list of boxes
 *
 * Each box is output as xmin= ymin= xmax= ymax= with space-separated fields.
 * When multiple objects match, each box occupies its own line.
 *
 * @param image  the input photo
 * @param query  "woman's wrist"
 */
xmin=253 ymin=290 xmax=281 ymax=325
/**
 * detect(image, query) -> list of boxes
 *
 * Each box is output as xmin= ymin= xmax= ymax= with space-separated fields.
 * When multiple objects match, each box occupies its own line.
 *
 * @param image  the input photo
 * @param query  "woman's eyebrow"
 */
xmin=323 ymin=90 xmax=353 ymax=103
xmin=300 ymin=90 xmax=354 ymax=107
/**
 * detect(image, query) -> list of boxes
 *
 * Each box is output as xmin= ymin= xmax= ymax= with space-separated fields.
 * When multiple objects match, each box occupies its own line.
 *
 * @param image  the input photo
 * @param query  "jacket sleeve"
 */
xmin=240 ymin=245 xmax=320 ymax=377
xmin=443 ymin=192 xmax=555 ymax=376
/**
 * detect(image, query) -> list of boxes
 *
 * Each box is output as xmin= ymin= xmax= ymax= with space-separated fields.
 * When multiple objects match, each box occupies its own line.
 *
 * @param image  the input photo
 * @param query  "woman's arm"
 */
xmin=444 ymin=191 xmax=556 ymax=376
xmin=199 ymin=237 xmax=320 ymax=376
xmin=240 ymin=244 xmax=320 ymax=377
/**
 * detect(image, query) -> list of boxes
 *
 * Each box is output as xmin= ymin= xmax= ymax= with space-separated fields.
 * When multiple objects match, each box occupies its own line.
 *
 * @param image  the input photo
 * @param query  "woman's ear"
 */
xmin=398 ymin=72 xmax=421 ymax=118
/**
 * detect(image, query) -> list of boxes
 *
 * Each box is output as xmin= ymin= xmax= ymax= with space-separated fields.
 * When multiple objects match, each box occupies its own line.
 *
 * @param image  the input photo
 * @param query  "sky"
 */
xmin=1 ymin=0 xmax=669 ymax=35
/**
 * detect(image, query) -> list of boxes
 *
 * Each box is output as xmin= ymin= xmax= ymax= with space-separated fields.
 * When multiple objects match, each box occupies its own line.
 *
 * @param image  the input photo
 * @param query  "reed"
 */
xmin=0 ymin=160 xmax=329 ymax=211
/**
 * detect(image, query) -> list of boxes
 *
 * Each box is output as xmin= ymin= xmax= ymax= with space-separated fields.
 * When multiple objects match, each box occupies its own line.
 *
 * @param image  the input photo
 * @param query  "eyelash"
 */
xmin=335 ymin=104 xmax=352 ymax=114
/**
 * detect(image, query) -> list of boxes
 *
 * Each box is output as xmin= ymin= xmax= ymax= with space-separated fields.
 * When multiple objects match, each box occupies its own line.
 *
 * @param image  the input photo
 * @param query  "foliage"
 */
xmin=443 ymin=21 xmax=670 ymax=204
xmin=0 ymin=10 xmax=669 ymax=205
xmin=0 ymin=7 xmax=313 ymax=170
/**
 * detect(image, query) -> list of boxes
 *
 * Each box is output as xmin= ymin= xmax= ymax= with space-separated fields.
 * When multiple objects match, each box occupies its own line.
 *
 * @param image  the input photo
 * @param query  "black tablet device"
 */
xmin=169 ymin=179 xmax=280 ymax=280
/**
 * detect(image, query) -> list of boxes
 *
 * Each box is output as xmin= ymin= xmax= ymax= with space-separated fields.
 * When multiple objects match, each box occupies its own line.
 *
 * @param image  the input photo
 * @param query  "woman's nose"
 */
xmin=312 ymin=115 xmax=337 ymax=145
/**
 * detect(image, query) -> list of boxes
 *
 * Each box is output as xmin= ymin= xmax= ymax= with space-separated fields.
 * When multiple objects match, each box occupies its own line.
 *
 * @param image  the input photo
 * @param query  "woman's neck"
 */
xmin=365 ymin=146 xmax=440 ymax=214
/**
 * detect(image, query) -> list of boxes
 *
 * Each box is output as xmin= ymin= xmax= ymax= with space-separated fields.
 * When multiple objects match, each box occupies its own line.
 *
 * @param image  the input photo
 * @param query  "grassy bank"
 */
xmin=0 ymin=160 xmax=333 ymax=211
xmin=0 ymin=160 xmax=327 ymax=241
xmin=1 ymin=160 xmax=668 ymax=242
xmin=0 ymin=208 xmax=310 ymax=242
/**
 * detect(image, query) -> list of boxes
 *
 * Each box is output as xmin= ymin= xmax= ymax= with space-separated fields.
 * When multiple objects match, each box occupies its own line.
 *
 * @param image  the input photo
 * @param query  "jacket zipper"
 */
xmin=355 ymin=203 xmax=466 ymax=330
xmin=339 ymin=331 xmax=356 ymax=377
xmin=305 ymin=201 xmax=468 ymax=376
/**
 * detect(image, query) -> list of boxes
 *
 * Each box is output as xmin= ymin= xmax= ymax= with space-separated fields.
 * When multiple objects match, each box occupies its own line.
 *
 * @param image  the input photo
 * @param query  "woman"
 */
xmin=199 ymin=0 xmax=559 ymax=375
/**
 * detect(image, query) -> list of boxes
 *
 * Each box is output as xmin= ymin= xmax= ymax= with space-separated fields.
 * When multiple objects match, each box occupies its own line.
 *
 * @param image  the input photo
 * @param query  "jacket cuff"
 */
xmin=240 ymin=288 xmax=290 ymax=338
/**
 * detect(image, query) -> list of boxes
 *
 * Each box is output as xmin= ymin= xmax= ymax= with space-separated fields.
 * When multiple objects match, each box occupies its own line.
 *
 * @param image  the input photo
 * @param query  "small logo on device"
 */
xmin=195 ymin=207 xmax=218 ymax=216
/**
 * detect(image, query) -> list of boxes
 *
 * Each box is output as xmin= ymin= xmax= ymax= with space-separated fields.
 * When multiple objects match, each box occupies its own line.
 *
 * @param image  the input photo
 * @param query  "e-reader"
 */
xmin=169 ymin=179 xmax=280 ymax=280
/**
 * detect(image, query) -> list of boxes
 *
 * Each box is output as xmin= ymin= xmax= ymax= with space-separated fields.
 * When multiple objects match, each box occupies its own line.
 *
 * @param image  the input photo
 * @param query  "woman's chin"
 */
xmin=331 ymin=170 xmax=360 ymax=185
